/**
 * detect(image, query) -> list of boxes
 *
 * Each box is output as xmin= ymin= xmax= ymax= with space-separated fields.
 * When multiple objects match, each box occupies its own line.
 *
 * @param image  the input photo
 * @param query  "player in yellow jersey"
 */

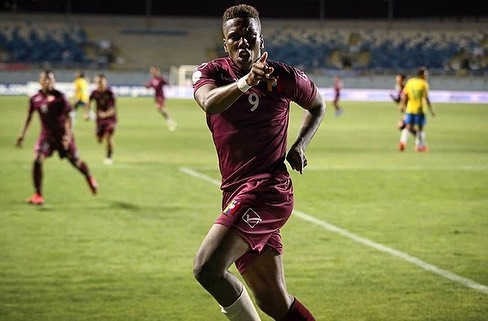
xmin=398 ymin=67 xmax=436 ymax=152
xmin=72 ymin=70 xmax=90 ymax=124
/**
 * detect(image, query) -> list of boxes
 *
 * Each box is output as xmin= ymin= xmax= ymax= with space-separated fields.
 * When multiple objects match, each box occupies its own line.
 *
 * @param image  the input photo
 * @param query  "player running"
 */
xmin=16 ymin=69 xmax=98 ymax=205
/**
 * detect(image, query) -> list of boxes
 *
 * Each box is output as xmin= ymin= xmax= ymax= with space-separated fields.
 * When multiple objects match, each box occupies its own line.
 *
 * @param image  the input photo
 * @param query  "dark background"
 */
xmin=1 ymin=0 xmax=487 ymax=20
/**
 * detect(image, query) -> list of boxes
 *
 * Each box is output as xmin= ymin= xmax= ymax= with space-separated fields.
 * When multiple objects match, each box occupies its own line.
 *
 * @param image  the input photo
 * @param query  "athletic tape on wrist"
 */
xmin=237 ymin=76 xmax=252 ymax=92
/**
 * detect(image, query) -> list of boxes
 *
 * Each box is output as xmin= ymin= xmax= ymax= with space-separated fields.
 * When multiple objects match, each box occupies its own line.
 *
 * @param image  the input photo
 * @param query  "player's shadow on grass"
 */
xmin=108 ymin=201 xmax=178 ymax=211
xmin=110 ymin=201 xmax=140 ymax=210
xmin=107 ymin=201 xmax=184 ymax=220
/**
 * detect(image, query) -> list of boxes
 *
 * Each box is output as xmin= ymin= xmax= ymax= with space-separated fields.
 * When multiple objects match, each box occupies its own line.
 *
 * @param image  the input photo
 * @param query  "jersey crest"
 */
xmin=223 ymin=199 xmax=241 ymax=216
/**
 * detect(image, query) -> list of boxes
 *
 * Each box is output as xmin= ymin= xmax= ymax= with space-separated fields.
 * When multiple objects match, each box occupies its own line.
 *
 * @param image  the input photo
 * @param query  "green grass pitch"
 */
xmin=0 ymin=95 xmax=487 ymax=320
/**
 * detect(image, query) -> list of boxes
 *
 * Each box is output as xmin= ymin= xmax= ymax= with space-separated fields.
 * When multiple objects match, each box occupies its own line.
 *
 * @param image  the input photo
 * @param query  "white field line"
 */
xmin=179 ymin=166 xmax=488 ymax=295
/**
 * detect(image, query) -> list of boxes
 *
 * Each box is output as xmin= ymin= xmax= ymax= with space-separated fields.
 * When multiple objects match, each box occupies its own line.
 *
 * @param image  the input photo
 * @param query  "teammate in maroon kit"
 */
xmin=192 ymin=4 xmax=325 ymax=321
xmin=85 ymin=73 xmax=117 ymax=165
xmin=144 ymin=66 xmax=177 ymax=131
xmin=332 ymin=74 xmax=344 ymax=116
xmin=390 ymin=73 xmax=409 ymax=131
xmin=16 ymin=69 xmax=98 ymax=205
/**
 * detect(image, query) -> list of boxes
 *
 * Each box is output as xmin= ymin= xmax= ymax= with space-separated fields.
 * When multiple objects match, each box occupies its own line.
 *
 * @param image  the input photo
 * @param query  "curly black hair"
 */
xmin=222 ymin=4 xmax=260 ymax=28
xmin=417 ymin=66 xmax=428 ymax=77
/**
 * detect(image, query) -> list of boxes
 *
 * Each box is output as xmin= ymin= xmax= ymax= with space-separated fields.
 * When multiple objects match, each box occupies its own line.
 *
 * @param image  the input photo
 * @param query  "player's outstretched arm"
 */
xmin=426 ymin=96 xmax=435 ymax=117
xmin=16 ymin=110 xmax=33 ymax=148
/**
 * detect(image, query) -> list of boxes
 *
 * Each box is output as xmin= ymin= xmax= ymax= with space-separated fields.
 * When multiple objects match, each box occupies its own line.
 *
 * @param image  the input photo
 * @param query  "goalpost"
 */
xmin=170 ymin=65 xmax=199 ymax=87
xmin=170 ymin=64 xmax=199 ymax=98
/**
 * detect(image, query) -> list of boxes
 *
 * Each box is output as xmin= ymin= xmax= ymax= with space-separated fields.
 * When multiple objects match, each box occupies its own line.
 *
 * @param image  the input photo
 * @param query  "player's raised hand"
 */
xmin=247 ymin=52 xmax=275 ymax=86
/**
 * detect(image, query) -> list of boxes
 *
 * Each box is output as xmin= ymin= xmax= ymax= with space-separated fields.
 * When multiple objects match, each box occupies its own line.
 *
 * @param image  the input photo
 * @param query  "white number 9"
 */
xmin=248 ymin=93 xmax=259 ymax=111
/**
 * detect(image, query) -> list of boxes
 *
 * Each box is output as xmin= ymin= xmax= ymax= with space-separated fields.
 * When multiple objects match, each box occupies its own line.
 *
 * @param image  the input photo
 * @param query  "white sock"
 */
xmin=70 ymin=111 xmax=76 ymax=126
xmin=220 ymin=286 xmax=261 ymax=321
xmin=419 ymin=131 xmax=426 ymax=147
xmin=400 ymin=128 xmax=409 ymax=144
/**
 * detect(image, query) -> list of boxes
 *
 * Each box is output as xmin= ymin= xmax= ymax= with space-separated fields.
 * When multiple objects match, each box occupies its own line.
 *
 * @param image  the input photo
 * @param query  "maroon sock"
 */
xmin=33 ymin=160 xmax=42 ymax=195
xmin=77 ymin=161 xmax=91 ymax=179
xmin=280 ymin=298 xmax=315 ymax=321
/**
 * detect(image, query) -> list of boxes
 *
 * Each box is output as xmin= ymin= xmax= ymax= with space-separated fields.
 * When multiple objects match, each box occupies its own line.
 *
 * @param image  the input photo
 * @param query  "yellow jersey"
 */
xmin=402 ymin=77 xmax=429 ymax=114
xmin=74 ymin=77 xmax=89 ymax=103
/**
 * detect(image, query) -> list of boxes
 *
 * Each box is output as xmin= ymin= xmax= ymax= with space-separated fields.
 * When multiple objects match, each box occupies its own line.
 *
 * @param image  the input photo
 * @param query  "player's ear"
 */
xmin=223 ymin=39 xmax=228 ymax=52
xmin=260 ymin=35 xmax=265 ymax=49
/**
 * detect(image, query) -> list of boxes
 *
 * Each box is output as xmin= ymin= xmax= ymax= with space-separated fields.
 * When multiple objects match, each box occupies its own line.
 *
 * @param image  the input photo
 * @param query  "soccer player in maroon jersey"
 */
xmin=16 ymin=69 xmax=98 ymax=205
xmin=144 ymin=66 xmax=177 ymax=131
xmin=332 ymin=74 xmax=344 ymax=116
xmin=390 ymin=73 xmax=406 ymax=105
xmin=85 ymin=73 xmax=117 ymax=165
xmin=192 ymin=4 xmax=325 ymax=321
xmin=390 ymin=73 xmax=410 ymax=131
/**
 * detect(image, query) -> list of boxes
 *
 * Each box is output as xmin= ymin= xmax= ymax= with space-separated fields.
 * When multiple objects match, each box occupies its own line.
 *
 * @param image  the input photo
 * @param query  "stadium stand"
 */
xmin=264 ymin=22 xmax=487 ymax=74
xmin=0 ymin=13 xmax=219 ymax=72
xmin=0 ymin=13 xmax=486 ymax=90
xmin=0 ymin=19 xmax=90 ymax=67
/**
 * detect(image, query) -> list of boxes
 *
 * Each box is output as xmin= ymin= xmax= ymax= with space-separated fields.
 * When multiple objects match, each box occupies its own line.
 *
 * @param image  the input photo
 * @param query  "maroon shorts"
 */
xmin=216 ymin=172 xmax=294 ymax=274
xmin=155 ymin=96 xmax=165 ymax=106
xmin=34 ymin=134 xmax=79 ymax=160
xmin=96 ymin=119 xmax=116 ymax=139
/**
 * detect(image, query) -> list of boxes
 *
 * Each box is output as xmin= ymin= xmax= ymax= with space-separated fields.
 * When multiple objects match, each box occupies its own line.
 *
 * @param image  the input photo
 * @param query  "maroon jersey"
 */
xmin=333 ymin=77 xmax=343 ymax=102
xmin=391 ymin=83 xmax=405 ymax=103
xmin=89 ymin=88 xmax=117 ymax=123
xmin=193 ymin=57 xmax=318 ymax=192
xmin=145 ymin=76 xmax=168 ymax=99
xmin=29 ymin=89 xmax=72 ymax=139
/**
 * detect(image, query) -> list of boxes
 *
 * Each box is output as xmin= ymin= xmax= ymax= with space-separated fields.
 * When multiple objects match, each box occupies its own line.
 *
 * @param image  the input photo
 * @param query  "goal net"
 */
xmin=170 ymin=64 xmax=199 ymax=87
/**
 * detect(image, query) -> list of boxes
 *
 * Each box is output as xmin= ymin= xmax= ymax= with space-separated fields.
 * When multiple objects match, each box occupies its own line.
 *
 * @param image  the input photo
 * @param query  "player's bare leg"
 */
xmin=157 ymin=104 xmax=177 ymax=131
xmin=399 ymin=122 xmax=414 ymax=151
xmin=193 ymin=225 xmax=261 ymax=320
xmin=243 ymin=248 xmax=315 ymax=320
xmin=397 ymin=118 xmax=406 ymax=130
xmin=415 ymin=125 xmax=427 ymax=152
xmin=333 ymin=101 xmax=343 ymax=116
xmin=68 ymin=156 xmax=98 ymax=195
xmin=26 ymin=154 xmax=45 ymax=205
xmin=104 ymin=130 xmax=114 ymax=165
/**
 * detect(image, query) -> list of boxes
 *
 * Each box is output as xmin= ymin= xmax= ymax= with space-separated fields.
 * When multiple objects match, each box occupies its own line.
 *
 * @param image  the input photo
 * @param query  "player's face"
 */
xmin=95 ymin=76 xmax=107 ymax=90
xmin=150 ymin=67 xmax=158 ymax=76
xmin=39 ymin=72 xmax=55 ymax=92
xmin=223 ymin=17 xmax=262 ymax=71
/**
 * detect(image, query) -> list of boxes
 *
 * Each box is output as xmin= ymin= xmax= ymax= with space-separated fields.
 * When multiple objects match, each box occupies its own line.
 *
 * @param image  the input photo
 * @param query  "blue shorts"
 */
xmin=404 ymin=113 xmax=426 ymax=127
